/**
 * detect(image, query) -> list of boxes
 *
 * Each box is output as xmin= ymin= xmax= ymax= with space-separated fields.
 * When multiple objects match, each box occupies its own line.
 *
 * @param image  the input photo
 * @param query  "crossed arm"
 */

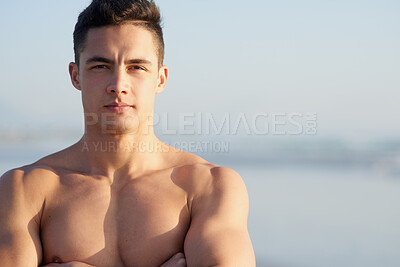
xmin=39 ymin=253 xmax=186 ymax=267
xmin=0 ymin=167 xmax=255 ymax=267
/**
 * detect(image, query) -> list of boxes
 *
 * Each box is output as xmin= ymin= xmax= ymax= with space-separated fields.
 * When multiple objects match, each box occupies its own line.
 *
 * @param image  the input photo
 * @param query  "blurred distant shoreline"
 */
xmin=1 ymin=127 xmax=400 ymax=177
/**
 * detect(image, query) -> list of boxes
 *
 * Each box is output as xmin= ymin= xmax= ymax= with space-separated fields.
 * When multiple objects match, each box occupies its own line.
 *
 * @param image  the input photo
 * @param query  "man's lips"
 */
xmin=104 ymin=102 xmax=135 ymax=113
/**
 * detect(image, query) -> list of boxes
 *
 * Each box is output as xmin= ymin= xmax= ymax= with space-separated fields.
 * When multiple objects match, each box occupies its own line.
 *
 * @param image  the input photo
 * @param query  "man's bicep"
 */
xmin=184 ymin=223 xmax=254 ymax=267
xmin=0 ymin=170 xmax=43 ymax=266
xmin=0 ymin=229 xmax=41 ymax=267
xmin=184 ymin=167 xmax=255 ymax=267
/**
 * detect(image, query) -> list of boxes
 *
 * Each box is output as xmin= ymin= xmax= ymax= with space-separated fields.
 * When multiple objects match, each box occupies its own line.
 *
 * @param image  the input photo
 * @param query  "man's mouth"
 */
xmin=104 ymin=102 xmax=135 ymax=113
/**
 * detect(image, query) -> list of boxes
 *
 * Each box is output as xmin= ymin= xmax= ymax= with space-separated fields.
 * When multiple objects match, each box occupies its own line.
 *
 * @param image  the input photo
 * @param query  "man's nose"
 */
xmin=106 ymin=68 xmax=129 ymax=95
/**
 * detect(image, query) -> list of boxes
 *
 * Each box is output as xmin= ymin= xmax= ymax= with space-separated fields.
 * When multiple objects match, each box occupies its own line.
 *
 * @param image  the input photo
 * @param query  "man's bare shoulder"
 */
xmin=0 ymin=144 xmax=79 ymax=196
xmin=0 ymin=164 xmax=60 ymax=198
xmin=170 ymin=149 xmax=245 ymax=200
xmin=0 ymin=165 xmax=60 ymax=228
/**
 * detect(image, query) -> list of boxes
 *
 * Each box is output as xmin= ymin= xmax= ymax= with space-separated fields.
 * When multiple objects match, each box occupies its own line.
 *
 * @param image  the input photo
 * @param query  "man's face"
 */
xmin=69 ymin=24 xmax=167 ymax=135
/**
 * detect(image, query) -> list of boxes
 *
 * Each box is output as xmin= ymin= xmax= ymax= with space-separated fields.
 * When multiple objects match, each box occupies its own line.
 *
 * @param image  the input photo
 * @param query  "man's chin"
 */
xmin=100 ymin=115 xmax=142 ymax=134
xmin=100 ymin=124 xmax=140 ymax=136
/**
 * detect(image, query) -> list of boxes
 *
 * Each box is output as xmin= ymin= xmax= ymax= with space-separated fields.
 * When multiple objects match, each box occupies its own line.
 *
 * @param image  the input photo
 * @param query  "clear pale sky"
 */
xmin=0 ymin=0 xmax=399 ymax=142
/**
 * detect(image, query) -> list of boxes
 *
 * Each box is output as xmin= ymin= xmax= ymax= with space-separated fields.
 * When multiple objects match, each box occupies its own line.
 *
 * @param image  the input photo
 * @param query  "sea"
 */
xmin=1 ymin=136 xmax=400 ymax=267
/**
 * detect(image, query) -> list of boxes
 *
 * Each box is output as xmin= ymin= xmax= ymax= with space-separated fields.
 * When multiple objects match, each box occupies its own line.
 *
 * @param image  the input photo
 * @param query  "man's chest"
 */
xmin=40 ymin=174 xmax=191 ymax=266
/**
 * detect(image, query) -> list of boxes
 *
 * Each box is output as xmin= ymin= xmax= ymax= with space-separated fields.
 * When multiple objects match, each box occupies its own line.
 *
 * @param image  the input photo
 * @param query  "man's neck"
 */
xmin=77 ymin=126 xmax=167 ymax=180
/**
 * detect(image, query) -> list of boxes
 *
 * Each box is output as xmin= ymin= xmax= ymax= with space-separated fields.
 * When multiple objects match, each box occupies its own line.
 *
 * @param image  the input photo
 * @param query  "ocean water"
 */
xmin=1 ymin=142 xmax=400 ymax=267
xmin=237 ymin=166 xmax=400 ymax=267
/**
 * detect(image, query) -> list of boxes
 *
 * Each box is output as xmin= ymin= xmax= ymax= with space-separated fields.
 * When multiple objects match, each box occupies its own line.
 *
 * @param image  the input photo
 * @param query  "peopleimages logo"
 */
xmin=81 ymin=140 xmax=230 ymax=153
xmin=84 ymin=111 xmax=318 ymax=136
xmin=81 ymin=112 xmax=317 ymax=153
xmin=154 ymin=112 xmax=317 ymax=136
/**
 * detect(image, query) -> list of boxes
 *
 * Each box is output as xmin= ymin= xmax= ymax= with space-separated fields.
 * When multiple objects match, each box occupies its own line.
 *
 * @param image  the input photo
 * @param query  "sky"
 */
xmin=0 ymin=0 xmax=399 ymax=143
xmin=1 ymin=2 xmax=399 ymax=264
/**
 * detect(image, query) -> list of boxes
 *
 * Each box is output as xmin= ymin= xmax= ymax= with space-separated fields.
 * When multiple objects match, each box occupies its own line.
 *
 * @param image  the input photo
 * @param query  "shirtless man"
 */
xmin=0 ymin=0 xmax=255 ymax=266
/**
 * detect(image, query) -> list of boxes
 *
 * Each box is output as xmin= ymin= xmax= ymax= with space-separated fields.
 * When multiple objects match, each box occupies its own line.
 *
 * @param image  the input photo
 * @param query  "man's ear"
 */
xmin=69 ymin=62 xmax=81 ymax=91
xmin=155 ymin=65 xmax=168 ymax=94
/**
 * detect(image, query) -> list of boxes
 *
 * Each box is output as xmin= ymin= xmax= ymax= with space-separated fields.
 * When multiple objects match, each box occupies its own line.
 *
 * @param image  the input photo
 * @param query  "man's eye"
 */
xmin=130 ymin=66 xmax=145 ymax=71
xmin=91 ymin=65 xmax=108 ymax=70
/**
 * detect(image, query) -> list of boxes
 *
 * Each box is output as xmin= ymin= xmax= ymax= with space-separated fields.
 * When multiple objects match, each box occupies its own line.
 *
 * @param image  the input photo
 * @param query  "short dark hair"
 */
xmin=73 ymin=0 xmax=164 ymax=67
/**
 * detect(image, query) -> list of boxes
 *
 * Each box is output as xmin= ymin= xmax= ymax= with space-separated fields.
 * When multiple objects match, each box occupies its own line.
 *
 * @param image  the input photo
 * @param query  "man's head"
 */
xmin=73 ymin=0 xmax=164 ymax=68
xmin=69 ymin=0 xmax=169 ymax=136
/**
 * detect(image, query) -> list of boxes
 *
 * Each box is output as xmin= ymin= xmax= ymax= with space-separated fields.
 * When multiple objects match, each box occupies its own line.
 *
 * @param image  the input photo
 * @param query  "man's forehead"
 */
xmin=86 ymin=23 xmax=154 ymax=41
xmin=82 ymin=24 xmax=158 ymax=60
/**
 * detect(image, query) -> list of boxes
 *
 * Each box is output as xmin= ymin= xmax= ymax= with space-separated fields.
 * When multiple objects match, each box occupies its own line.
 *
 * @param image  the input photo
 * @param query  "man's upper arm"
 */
xmin=0 ymin=169 xmax=43 ymax=266
xmin=184 ymin=166 xmax=255 ymax=267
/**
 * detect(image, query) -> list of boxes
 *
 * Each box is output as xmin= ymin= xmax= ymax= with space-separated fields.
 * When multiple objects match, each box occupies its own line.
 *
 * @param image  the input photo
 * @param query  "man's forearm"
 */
xmin=40 ymin=262 xmax=95 ymax=267
xmin=40 ymin=252 xmax=187 ymax=267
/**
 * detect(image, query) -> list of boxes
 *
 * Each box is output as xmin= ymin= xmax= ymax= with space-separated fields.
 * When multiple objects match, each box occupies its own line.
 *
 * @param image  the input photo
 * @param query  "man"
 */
xmin=0 ymin=0 xmax=255 ymax=266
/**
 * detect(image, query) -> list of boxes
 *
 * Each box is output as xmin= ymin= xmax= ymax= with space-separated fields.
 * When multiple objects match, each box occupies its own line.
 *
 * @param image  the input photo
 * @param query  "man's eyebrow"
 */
xmin=85 ymin=56 xmax=113 ymax=65
xmin=126 ymin=59 xmax=153 ymax=65
xmin=85 ymin=57 xmax=153 ymax=66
